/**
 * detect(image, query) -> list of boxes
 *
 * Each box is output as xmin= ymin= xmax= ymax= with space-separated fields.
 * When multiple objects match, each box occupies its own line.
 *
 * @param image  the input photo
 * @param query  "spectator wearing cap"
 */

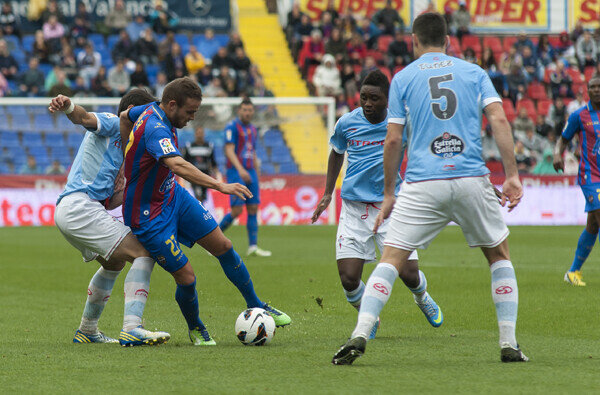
xmin=576 ymin=29 xmax=597 ymax=71
xmin=372 ymin=0 xmax=404 ymax=35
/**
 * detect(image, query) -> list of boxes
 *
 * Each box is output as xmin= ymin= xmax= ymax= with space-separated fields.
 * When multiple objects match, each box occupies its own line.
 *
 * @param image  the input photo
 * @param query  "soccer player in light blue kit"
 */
xmin=312 ymin=70 xmax=437 ymax=339
xmin=51 ymin=90 xmax=170 ymax=346
xmin=333 ymin=13 xmax=527 ymax=364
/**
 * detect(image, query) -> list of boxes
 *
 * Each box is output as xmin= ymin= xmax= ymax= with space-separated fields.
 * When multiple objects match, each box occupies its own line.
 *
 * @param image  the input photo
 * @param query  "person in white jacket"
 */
xmin=313 ymin=53 xmax=342 ymax=97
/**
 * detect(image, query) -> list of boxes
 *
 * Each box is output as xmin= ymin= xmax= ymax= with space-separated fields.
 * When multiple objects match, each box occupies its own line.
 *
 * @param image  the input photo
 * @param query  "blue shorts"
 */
xmin=226 ymin=167 xmax=260 ymax=207
xmin=133 ymin=185 xmax=218 ymax=273
xmin=580 ymin=183 xmax=600 ymax=212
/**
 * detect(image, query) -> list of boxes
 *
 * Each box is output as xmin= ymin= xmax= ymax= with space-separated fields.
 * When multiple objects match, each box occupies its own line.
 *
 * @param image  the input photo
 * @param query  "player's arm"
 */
xmin=224 ymin=143 xmax=251 ymax=182
xmin=554 ymin=111 xmax=579 ymax=172
xmin=254 ymin=152 xmax=261 ymax=178
xmin=311 ymin=149 xmax=344 ymax=223
xmin=119 ymin=109 xmax=135 ymax=154
xmin=162 ymin=155 xmax=251 ymax=200
xmin=48 ymin=95 xmax=97 ymax=129
xmin=484 ymin=101 xmax=522 ymax=211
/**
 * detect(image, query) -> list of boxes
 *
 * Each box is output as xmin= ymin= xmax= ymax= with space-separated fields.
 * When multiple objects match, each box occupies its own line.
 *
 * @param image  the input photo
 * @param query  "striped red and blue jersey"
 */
xmin=123 ymin=102 xmax=181 ymax=228
xmin=562 ymin=102 xmax=600 ymax=185
xmin=224 ymin=117 xmax=257 ymax=170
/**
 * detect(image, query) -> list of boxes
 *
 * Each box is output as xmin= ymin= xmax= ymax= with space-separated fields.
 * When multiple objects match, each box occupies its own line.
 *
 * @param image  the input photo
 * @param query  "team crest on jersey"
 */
xmin=160 ymin=138 xmax=176 ymax=154
xmin=430 ymin=132 xmax=464 ymax=159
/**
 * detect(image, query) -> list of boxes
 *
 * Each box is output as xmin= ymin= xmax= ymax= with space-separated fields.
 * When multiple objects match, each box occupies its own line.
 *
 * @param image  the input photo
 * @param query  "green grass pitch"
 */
xmin=1 ymin=225 xmax=600 ymax=393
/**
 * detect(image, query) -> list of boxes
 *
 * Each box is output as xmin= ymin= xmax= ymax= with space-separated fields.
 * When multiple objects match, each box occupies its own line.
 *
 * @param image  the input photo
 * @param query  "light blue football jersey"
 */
xmin=388 ymin=52 xmax=501 ymax=182
xmin=330 ymin=107 xmax=402 ymax=202
xmin=57 ymin=112 xmax=123 ymax=204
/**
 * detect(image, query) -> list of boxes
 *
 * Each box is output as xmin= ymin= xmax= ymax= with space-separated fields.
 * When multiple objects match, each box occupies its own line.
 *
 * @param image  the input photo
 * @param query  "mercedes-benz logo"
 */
xmin=189 ymin=0 xmax=211 ymax=16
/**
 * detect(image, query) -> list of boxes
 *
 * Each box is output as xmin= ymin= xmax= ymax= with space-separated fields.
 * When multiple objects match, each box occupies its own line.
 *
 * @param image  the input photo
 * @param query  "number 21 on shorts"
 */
xmin=165 ymin=235 xmax=181 ymax=257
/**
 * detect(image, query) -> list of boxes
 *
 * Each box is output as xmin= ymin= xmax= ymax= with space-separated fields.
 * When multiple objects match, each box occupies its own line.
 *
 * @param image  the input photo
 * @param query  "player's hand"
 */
xmin=219 ymin=182 xmax=252 ymax=200
xmin=553 ymin=153 xmax=564 ymax=172
xmin=499 ymin=175 xmax=523 ymax=212
xmin=311 ymin=194 xmax=332 ymax=223
xmin=239 ymin=169 xmax=252 ymax=184
xmin=48 ymin=94 xmax=71 ymax=113
xmin=373 ymin=195 xmax=395 ymax=233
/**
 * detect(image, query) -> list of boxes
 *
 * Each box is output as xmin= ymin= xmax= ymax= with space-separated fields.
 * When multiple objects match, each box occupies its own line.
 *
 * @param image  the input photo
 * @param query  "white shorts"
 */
xmin=336 ymin=199 xmax=418 ymax=262
xmin=54 ymin=192 xmax=131 ymax=262
xmin=384 ymin=175 xmax=509 ymax=251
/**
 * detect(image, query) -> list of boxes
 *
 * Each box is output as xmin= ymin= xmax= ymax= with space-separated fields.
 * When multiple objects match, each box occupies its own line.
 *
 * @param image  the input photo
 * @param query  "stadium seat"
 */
xmin=377 ymin=35 xmax=393 ymax=52
xmin=67 ymin=133 xmax=84 ymax=149
xmin=22 ymin=35 xmax=34 ymax=53
xmin=38 ymin=63 xmax=53 ymax=76
xmin=548 ymin=35 xmax=561 ymax=47
xmin=49 ymin=146 xmax=70 ymax=159
xmin=45 ymin=131 xmax=66 ymax=146
xmin=502 ymin=36 xmax=518 ymax=53
xmin=566 ymin=68 xmax=583 ymax=83
xmin=537 ymin=99 xmax=552 ymax=116
xmin=486 ymin=160 xmax=503 ymax=174
xmin=366 ymin=50 xmax=383 ymax=63
xmin=215 ymin=34 xmax=229 ymax=47
xmin=378 ymin=66 xmax=392 ymax=82
xmin=483 ymin=36 xmax=502 ymax=57
xmin=573 ymin=82 xmax=587 ymax=96
xmin=88 ymin=34 xmax=105 ymax=49
xmin=585 ymin=66 xmax=596 ymax=81
xmin=12 ymin=49 xmax=26 ymax=66
xmin=261 ymin=163 xmax=275 ymax=175
xmin=22 ymin=132 xmax=43 ymax=146
xmin=516 ymin=99 xmax=536 ymax=120
xmin=279 ymin=162 xmax=298 ymax=174
xmin=4 ymin=35 xmax=19 ymax=50
xmin=527 ymin=82 xmax=548 ymax=100
xmin=461 ymin=35 xmax=481 ymax=55
xmin=33 ymin=114 xmax=55 ymax=130
xmin=502 ymin=99 xmax=516 ymax=122
xmin=107 ymin=34 xmax=120 ymax=50
xmin=0 ymin=131 xmax=19 ymax=146
xmin=448 ymin=36 xmax=460 ymax=55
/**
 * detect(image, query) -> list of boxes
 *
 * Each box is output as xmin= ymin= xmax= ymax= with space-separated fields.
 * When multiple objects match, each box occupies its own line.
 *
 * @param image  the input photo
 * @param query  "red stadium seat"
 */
xmin=378 ymin=66 xmax=392 ymax=82
xmin=516 ymin=98 xmax=536 ymax=120
xmin=566 ymin=67 xmax=583 ymax=83
xmin=563 ymin=98 xmax=573 ymax=107
xmin=448 ymin=36 xmax=461 ymax=55
xmin=483 ymin=36 xmax=503 ymax=56
xmin=502 ymin=98 xmax=516 ymax=122
xmin=584 ymin=66 xmax=596 ymax=81
xmin=486 ymin=160 xmax=504 ymax=173
xmin=573 ymin=82 xmax=587 ymax=96
xmin=461 ymin=35 xmax=481 ymax=54
xmin=537 ymin=99 xmax=552 ymax=116
xmin=402 ymin=36 xmax=413 ymax=52
xmin=377 ymin=35 xmax=393 ymax=52
xmin=502 ymin=36 xmax=518 ymax=53
xmin=366 ymin=50 xmax=384 ymax=63
xmin=393 ymin=65 xmax=405 ymax=74
xmin=527 ymin=82 xmax=548 ymax=100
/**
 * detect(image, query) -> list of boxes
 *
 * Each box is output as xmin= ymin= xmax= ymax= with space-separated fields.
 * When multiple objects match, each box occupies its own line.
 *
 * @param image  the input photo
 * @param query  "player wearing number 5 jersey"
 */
xmin=554 ymin=76 xmax=600 ymax=287
xmin=333 ymin=13 xmax=527 ymax=365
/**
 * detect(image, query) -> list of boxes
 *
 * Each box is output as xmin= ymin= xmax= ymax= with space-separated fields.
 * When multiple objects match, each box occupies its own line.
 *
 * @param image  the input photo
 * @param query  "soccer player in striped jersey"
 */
xmin=312 ymin=70 xmax=437 ymax=340
xmin=554 ymin=76 xmax=600 ymax=286
xmin=51 ymin=89 xmax=170 ymax=346
xmin=120 ymin=77 xmax=290 ymax=345
xmin=218 ymin=98 xmax=271 ymax=257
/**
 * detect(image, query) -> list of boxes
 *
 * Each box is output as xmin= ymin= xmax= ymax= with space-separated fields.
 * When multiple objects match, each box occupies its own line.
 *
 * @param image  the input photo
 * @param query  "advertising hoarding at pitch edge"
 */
xmin=298 ymin=0 xmax=599 ymax=33
xmin=0 ymin=175 xmax=590 ymax=227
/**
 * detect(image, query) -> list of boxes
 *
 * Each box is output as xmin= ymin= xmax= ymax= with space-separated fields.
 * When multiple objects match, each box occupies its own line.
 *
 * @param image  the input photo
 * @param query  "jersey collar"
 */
xmin=151 ymin=102 xmax=174 ymax=131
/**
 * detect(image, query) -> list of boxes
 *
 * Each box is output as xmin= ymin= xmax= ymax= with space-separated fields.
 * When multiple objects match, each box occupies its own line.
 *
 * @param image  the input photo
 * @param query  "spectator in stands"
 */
xmin=154 ymin=71 xmax=168 ymax=97
xmin=517 ymin=125 xmax=545 ymax=158
xmin=105 ymin=0 xmax=130 ymax=33
xmin=535 ymin=114 xmax=552 ymax=137
xmin=42 ymin=14 xmax=64 ymax=54
xmin=184 ymin=45 xmax=206 ymax=75
xmin=19 ymin=155 xmax=39 ymax=174
xmin=514 ymin=140 xmax=533 ymax=173
xmin=112 ymin=29 xmax=134 ymax=62
xmin=130 ymin=61 xmax=149 ymax=89
xmin=594 ymin=62 xmax=600 ymax=77
xmin=294 ymin=14 xmax=313 ymax=42
xmin=48 ymin=69 xmax=72 ymax=97
xmin=158 ymin=30 xmax=175 ymax=61
xmin=359 ymin=56 xmax=378 ymax=84
xmin=576 ymin=29 xmax=597 ymax=71
xmin=339 ymin=13 xmax=357 ymax=41
xmin=203 ymin=76 xmax=224 ymax=97
xmin=251 ymin=77 xmax=274 ymax=98
xmin=521 ymin=46 xmax=542 ymax=82
xmin=0 ymin=2 xmax=20 ymax=38
xmin=1 ymin=147 xmax=12 ymax=165
xmin=70 ymin=16 xmax=90 ymax=49
xmin=45 ymin=159 xmax=65 ymax=175
xmin=108 ymin=59 xmax=130 ymax=96
xmin=32 ymin=30 xmax=49 ymax=64
xmin=164 ymin=42 xmax=187 ymax=81
xmin=532 ymin=148 xmax=558 ymax=175
xmin=77 ymin=42 xmax=101 ymax=85
xmin=45 ymin=65 xmax=67 ymax=92
xmin=356 ymin=16 xmax=380 ymax=49
xmin=506 ymin=64 xmax=527 ymax=105
xmin=313 ymin=53 xmax=341 ymax=97
xmin=301 ymin=29 xmax=325 ymax=73
xmin=513 ymin=32 xmax=534 ymax=53
xmin=387 ymin=29 xmax=411 ymax=69
xmin=286 ymin=1 xmax=305 ymax=37
xmin=325 ymin=28 xmax=347 ymax=65
xmin=126 ymin=14 xmax=149 ymax=41
xmin=481 ymin=47 xmax=506 ymax=95
xmin=219 ymin=65 xmax=238 ymax=96
xmin=75 ymin=2 xmax=94 ymax=32
xmin=499 ymin=46 xmax=522 ymax=75
xmin=555 ymin=31 xmax=573 ymax=55
xmin=536 ymin=34 xmax=555 ymax=67
xmin=571 ymin=19 xmax=585 ymax=43
xmin=481 ymin=125 xmax=501 ymax=161
xmin=463 ymin=47 xmax=477 ymax=64
xmin=549 ymin=61 xmax=574 ymax=99
xmin=567 ymin=90 xmax=586 ymax=114
xmin=41 ymin=0 xmax=64 ymax=24
xmin=149 ymin=2 xmax=178 ymax=34
xmin=58 ymin=44 xmax=78 ymax=80
xmin=198 ymin=28 xmax=221 ymax=60
xmin=335 ymin=92 xmax=350 ymax=119
xmin=372 ymin=0 xmax=404 ymax=35
xmin=0 ymin=39 xmax=17 ymax=80
xmin=513 ymin=107 xmax=535 ymax=135
xmin=320 ymin=11 xmax=335 ymax=40
xmin=341 ymin=62 xmax=358 ymax=99
xmin=72 ymin=75 xmax=90 ymax=97
xmin=212 ymin=46 xmax=232 ymax=69
xmin=197 ymin=65 xmax=213 ymax=87
xmin=346 ymin=32 xmax=366 ymax=65
xmin=136 ymin=27 xmax=158 ymax=64
xmin=231 ymin=47 xmax=251 ymax=74
xmin=226 ymin=31 xmax=244 ymax=56
xmin=452 ymin=1 xmax=470 ymax=41
xmin=91 ymin=65 xmax=111 ymax=96
xmin=19 ymin=57 xmax=45 ymax=96
xmin=546 ymin=97 xmax=568 ymax=134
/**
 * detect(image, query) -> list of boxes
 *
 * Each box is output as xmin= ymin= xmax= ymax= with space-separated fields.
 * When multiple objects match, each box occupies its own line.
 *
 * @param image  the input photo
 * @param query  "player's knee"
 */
xmin=101 ymin=257 xmax=126 ymax=271
xmin=231 ymin=207 xmax=243 ymax=218
xmin=172 ymin=264 xmax=196 ymax=285
xmin=339 ymin=272 xmax=360 ymax=291
xmin=247 ymin=205 xmax=258 ymax=215
xmin=212 ymin=237 xmax=233 ymax=256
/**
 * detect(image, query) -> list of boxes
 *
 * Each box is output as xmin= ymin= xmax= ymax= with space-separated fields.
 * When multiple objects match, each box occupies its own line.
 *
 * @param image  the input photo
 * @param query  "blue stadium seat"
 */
xmin=279 ymin=162 xmax=298 ymax=174
xmin=0 ymin=130 xmax=19 ymax=145
xmin=102 ymin=57 xmax=114 ymax=69
xmin=49 ymin=146 xmax=70 ymax=159
xmin=22 ymin=35 xmax=34 ymax=53
xmin=33 ymin=114 xmax=55 ymax=130
xmin=4 ymin=35 xmax=19 ymax=51
xmin=38 ymin=63 xmax=53 ymax=76
xmin=261 ymin=163 xmax=275 ymax=175
xmin=12 ymin=49 xmax=26 ymax=66
xmin=28 ymin=106 xmax=48 ymax=115
xmin=88 ymin=34 xmax=105 ymax=49
xmin=215 ymin=34 xmax=229 ymax=47
xmin=45 ymin=132 xmax=66 ymax=146
xmin=97 ymin=105 xmax=115 ymax=113
xmin=271 ymin=152 xmax=291 ymax=163
xmin=175 ymin=33 xmax=189 ymax=48
xmin=57 ymin=116 xmax=78 ymax=132
xmin=67 ymin=133 xmax=84 ymax=149
xmin=107 ymin=34 xmax=119 ymax=50
xmin=22 ymin=132 xmax=43 ymax=146
xmin=28 ymin=145 xmax=47 ymax=155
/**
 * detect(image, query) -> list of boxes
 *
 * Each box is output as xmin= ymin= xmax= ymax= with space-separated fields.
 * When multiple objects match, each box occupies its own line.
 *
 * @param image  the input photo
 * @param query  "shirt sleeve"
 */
xmin=128 ymin=103 xmax=152 ymax=123
xmin=479 ymin=68 xmax=502 ymax=108
xmin=562 ymin=111 xmax=581 ymax=141
xmin=144 ymin=121 xmax=181 ymax=161
xmin=329 ymin=118 xmax=347 ymax=154
xmin=388 ymin=73 xmax=406 ymax=125
xmin=224 ymin=123 xmax=236 ymax=145
xmin=86 ymin=112 xmax=119 ymax=137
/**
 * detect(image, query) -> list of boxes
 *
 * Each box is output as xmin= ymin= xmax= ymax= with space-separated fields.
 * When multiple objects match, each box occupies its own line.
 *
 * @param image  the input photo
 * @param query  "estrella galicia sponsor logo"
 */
xmin=430 ymin=132 xmax=464 ymax=159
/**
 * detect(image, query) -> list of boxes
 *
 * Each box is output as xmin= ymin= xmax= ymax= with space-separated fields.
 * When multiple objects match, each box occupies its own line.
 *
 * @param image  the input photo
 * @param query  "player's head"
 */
xmin=117 ymin=88 xmax=156 ymax=116
xmin=588 ymin=76 xmax=600 ymax=106
xmin=161 ymin=77 xmax=203 ymax=129
xmin=238 ymin=97 xmax=255 ymax=124
xmin=194 ymin=125 xmax=205 ymax=142
xmin=412 ymin=12 xmax=448 ymax=58
xmin=360 ymin=70 xmax=389 ymax=120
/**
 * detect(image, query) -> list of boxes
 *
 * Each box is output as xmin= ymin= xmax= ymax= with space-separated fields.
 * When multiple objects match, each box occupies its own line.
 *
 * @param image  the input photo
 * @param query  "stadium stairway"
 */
xmin=237 ymin=0 xmax=328 ymax=174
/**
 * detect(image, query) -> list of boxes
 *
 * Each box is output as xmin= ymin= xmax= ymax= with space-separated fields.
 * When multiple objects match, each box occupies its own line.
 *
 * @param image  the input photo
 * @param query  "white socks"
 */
xmin=123 ymin=257 xmax=155 ymax=331
xmin=344 ymin=281 xmax=365 ymax=310
xmin=79 ymin=268 xmax=121 ymax=334
xmin=490 ymin=260 xmax=519 ymax=348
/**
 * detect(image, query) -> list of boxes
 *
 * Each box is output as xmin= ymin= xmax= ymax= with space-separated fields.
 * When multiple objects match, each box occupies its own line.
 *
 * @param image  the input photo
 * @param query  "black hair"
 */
xmin=240 ymin=97 xmax=254 ymax=107
xmin=588 ymin=75 xmax=600 ymax=87
xmin=117 ymin=88 xmax=156 ymax=116
xmin=412 ymin=12 xmax=447 ymax=48
xmin=361 ymin=70 xmax=390 ymax=98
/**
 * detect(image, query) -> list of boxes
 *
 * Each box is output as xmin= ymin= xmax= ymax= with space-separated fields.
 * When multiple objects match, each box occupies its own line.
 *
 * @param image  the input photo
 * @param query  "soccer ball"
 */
xmin=235 ymin=308 xmax=276 ymax=346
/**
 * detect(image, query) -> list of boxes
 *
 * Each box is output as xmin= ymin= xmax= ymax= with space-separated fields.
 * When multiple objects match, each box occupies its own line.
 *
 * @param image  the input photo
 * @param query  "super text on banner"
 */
xmin=301 ymin=0 xmax=411 ymax=23
xmin=437 ymin=0 xmax=549 ymax=31
xmin=570 ymin=0 xmax=600 ymax=30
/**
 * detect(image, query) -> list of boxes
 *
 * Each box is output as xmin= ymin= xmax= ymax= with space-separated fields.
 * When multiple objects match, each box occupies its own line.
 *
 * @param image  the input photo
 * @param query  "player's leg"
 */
xmin=219 ymin=168 xmax=245 ymax=231
xmin=565 ymin=208 xmax=600 ymax=286
xmin=244 ymin=170 xmax=270 ymax=256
